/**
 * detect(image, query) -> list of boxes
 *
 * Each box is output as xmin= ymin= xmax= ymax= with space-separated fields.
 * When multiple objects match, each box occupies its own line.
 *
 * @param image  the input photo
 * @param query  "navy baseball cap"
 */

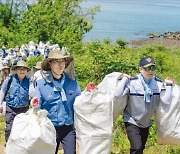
xmin=139 ymin=56 xmax=156 ymax=68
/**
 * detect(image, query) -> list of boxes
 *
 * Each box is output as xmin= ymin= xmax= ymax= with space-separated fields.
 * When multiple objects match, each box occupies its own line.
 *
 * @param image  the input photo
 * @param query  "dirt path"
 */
xmin=0 ymin=144 xmax=4 ymax=154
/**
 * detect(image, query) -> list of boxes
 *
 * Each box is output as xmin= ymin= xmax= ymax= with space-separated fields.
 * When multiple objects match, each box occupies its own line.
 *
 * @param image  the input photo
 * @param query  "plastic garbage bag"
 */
xmin=5 ymin=107 xmax=56 ymax=154
xmin=155 ymin=85 xmax=180 ymax=145
xmin=74 ymin=72 xmax=127 ymax=154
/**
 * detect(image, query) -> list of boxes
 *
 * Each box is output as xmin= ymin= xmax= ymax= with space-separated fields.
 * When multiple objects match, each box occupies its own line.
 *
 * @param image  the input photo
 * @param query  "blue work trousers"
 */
xmin=125 ymin=122 xmax=149 ymax=154
xmin=55 ymin=124 xmax=76 ymax=154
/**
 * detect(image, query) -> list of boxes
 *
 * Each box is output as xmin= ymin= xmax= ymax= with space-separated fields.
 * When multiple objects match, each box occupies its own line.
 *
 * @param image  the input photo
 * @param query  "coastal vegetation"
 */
xmin=0 ymin=0 xmax=99 ymax=48
xmin=1 ymin=42 xmax=180 ymax=153
xmin=0 ymin=0 xmax=180 ymax=153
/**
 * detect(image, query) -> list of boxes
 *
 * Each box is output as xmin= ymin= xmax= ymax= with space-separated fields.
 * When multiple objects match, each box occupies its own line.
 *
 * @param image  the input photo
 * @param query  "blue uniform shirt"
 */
xmin=36 ymin=72 xmax=81 ymax=126
xmin=2 ymin=74 xmax=30 ymax=108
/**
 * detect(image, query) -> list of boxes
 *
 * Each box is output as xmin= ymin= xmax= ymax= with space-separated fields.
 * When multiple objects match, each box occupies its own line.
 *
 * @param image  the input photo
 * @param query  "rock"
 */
xmin=148 ymin=32 xmax=160 ymax=38
xmin=149 ymin=31 xmax=180 ymax=40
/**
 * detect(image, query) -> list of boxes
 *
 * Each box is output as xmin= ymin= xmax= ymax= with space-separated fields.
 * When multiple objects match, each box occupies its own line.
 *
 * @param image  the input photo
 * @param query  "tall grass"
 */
xmin=0 ymin=116 xmax=5 ymax=145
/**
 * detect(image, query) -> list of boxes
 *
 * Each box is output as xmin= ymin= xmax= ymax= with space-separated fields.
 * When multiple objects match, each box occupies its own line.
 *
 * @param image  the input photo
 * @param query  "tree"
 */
xmin=20 ymin=0 xmax=99 ymax=49
xmin=0 ymin=0 xmax=28 ymax=47
xmin=0 ymin=0 xmax=99 ymax=49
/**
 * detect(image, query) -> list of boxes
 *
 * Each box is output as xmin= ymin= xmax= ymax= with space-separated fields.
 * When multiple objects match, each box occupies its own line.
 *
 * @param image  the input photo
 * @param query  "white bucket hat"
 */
xmin=12 ymin=60 xmax=31 ymax=71
xmin=33 ymin=61 xmax=42 ymax=70
xmin=41 ymin=49 xmax=75 ymax=80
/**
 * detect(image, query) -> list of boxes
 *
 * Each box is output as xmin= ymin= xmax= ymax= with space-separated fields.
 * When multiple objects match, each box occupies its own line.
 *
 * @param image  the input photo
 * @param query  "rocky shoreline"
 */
xmin=130 ymin=32 xmax=180 ymax=48
xmin=130 ymin=38 xmax=180 ymax=48
xmin=148 ymin=31 xmax=180 ymax=40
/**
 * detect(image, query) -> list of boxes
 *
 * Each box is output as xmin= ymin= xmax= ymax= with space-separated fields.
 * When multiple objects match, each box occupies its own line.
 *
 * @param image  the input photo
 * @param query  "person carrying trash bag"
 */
xmin=0 ymin=60 xmax=30 ymax=143
xmin=5 ymin=97 xmax=57 ymax=154
xmin=34 ymin=49 xmax=81 ymax=154
xmin=74 ymin=72 xmax=127 ymax=154
xmin=114 ymin=56 xmax=174 ymax=154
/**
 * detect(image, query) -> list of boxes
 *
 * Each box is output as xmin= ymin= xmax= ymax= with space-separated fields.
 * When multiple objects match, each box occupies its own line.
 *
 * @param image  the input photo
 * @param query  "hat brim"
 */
xmin=143 ymin=63 xmax=156 ymax=68
xmin=11 ymin=65 xmax=31 ymax=71
xmin=33 ymin=67 xmax=41 ymax=70
xmin=2 ymin=66 xmax=10 ymax=70
xmin=41 ymin=55 xmax=73 ymax=71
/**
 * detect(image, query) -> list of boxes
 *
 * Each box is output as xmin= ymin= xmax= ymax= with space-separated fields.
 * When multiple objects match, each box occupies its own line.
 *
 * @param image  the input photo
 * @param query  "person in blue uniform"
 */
xmin=0 ymin=63 xmax=10 ymax=88
xmin=0 ymin=60 xmax=30 ymax=142
xmin=114 ymin=56 xmax=174 ymax=154
xmin=34 ymin=49 xmax=81 ymax=154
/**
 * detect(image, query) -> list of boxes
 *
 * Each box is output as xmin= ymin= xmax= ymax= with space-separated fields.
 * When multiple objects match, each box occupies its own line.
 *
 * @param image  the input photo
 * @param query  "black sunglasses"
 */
xmin=143 ymin=66 xmax=156 ymax=71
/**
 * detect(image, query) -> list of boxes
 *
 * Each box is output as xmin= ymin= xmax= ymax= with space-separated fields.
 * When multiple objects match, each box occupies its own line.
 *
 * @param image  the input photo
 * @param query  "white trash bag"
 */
xmin=5 ymin=104 xmax=56 ymax=154
xmin=155 ymin=85 xmax=180 ymax=145
xmin=74 ymin=72 xmax=127 ymax=154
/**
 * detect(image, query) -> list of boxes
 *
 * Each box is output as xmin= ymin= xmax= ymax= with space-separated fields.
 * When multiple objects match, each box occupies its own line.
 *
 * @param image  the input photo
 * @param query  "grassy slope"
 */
xmin=0 ymin=116 xmax=5 ymax=145
xmin=1 ymin=114 xmax=180 ymax=153
xmin=0 ymin=40 xmax=180 ymax=153
xmin=111 ymin=115 xmax=180 ymax=154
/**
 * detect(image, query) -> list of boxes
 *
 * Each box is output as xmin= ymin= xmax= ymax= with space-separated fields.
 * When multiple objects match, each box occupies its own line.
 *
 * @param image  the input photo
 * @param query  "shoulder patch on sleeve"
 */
xmin=155 ymin=76 xmax=162 ymax=82
xmin=130 ymin=76 xmax=138 ymax=80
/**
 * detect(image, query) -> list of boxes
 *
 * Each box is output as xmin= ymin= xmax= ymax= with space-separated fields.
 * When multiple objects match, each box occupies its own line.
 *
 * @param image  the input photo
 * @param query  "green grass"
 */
xmin=111 ymin=115 xmax=180 ymax=154
xmin=0 ymin=115 xmax=5 ymax=145
xmin=1 ymin=114 xmax=180 ymax=153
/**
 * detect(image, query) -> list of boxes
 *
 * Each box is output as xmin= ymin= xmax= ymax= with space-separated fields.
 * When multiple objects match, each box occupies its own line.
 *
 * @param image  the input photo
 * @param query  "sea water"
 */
xmin=81 ymin=0 xmax=180 ymax=42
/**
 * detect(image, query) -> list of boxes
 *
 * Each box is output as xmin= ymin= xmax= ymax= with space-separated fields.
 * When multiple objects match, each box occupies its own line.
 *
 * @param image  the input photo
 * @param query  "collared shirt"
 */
xmin=35 ymin=71 xmax=81 ymax=126
xmin=0 ymin=74 xmax=30 ymax=108
xmin=29 ymin=70 xmax=42 ymax=99
xmin=114 ymin=74 xmax=173 ymax=128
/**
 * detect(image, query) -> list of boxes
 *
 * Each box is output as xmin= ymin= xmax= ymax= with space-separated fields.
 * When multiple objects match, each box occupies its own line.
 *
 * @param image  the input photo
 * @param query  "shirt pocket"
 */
xmin=20 ymin=86 xmax=29 ymax=101
xmin=66 ymin=90 xmax=76 ymax=102
xmin=8 ymin=86 xmax=18 ymax=98
xmin=46 ymin=92 xmax=54 ymax=100
xmin=47 ymin=106 xmax=58 ymax=122
xmin=44 ymin=91 xmax=60 ymax=105
xmin=67 ymin=90 xmax=75 ymax=95
xmin=133 ymin=86 xmax=144 ymax=94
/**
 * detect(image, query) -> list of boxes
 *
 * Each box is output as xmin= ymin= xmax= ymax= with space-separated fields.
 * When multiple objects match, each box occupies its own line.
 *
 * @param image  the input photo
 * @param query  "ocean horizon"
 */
xmin=81 ymin=0 xmax=180 ymax=42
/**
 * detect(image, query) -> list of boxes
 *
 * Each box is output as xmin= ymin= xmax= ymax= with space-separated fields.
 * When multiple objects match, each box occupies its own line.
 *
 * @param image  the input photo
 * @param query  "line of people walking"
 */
xmin=0 ymin=48 xmax=175 ymax=154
